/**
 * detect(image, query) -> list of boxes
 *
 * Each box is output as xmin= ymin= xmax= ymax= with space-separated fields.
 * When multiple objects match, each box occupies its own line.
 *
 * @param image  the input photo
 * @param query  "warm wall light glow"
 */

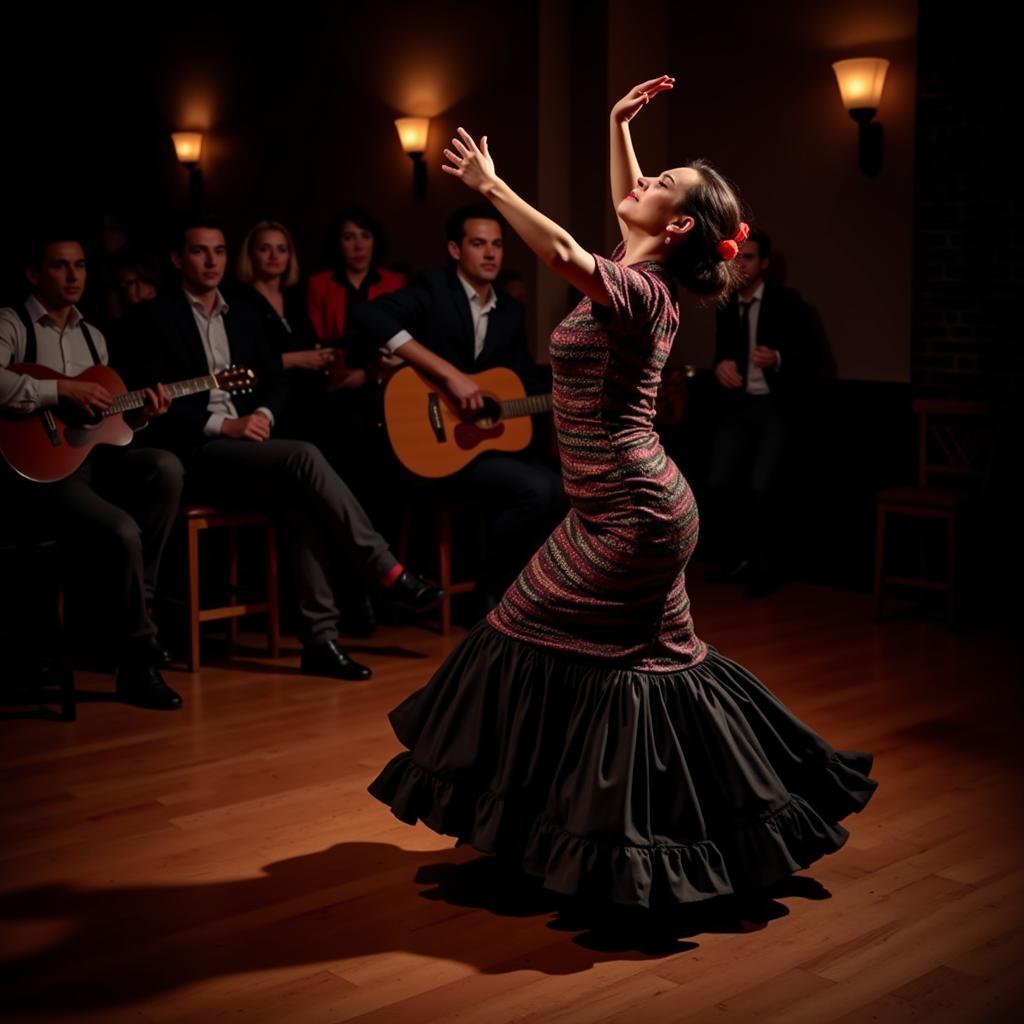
xmin=832 ymin=58 xmax=890 ymax=113
xmin=394 ymin=117 xmax=430 ymax=156
xmin=172 ymin=131 xmax=204 ymax=164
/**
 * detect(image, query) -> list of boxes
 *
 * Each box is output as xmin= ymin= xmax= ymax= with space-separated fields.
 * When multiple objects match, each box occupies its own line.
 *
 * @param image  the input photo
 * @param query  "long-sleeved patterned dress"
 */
xmin=369 ymin=245 xmax=877 ymax=910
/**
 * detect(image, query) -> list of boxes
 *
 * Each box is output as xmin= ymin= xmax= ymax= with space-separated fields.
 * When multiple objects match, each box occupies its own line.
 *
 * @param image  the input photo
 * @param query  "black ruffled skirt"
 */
xmin=369 ymin=619 xmax=878 ymax=911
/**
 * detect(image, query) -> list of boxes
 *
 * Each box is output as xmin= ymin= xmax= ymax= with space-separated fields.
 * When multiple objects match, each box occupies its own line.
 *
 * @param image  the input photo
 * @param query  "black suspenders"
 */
xmin=14 ymin=303 xmax=101 ymax=365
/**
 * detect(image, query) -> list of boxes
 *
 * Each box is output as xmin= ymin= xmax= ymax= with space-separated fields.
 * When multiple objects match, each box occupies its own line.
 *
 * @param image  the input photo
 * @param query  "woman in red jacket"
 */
xmin=307 ymin=207 xmax=405 ymax=352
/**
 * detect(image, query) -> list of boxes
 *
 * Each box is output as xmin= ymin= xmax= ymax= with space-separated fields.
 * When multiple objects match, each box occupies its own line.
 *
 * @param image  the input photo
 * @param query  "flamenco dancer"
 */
xmin=369 ymin=76 xmax=877 ymax=915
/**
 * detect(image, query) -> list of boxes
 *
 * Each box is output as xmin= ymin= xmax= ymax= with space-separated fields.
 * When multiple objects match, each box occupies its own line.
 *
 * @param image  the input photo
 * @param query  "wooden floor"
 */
xmin=2 ymin=578 xmax=1022 ymax=1024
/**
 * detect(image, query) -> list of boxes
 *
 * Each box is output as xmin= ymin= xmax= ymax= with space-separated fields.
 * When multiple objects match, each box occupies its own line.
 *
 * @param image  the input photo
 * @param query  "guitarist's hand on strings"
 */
xmin=444 ymin=368 xmax=485 ymax=413
xmin=57 ymin=378 xmax=113 ymax=417
xmin=221 ymin=412 xmax=272 ymax=442
xmin=137 ymin=383 xmax=172 ymax=424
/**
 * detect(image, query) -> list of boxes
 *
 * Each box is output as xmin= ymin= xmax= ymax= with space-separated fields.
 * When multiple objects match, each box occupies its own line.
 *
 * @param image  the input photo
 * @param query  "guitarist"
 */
xmin=354 ymin=203 xmax=566 ymax=613
xmin=0 ymin=233 xmax=184 ymax=711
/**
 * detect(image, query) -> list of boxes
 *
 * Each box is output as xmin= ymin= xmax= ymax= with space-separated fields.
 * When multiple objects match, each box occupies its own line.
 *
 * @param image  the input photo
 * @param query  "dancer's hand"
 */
xmin=611 ymin=75 xmax=674 ymax=125
xmin=443 ymin=128 xmax=498 ymax=193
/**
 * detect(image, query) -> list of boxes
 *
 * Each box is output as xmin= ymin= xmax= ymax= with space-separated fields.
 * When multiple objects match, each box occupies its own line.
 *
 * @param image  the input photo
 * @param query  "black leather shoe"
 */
xmin=384 ymin=570 xmax=445 ymax=613
xmin=116 ymin=664 xmax=183 ymax=710
xmin=300 ymin=640 xmax=372 ymax=681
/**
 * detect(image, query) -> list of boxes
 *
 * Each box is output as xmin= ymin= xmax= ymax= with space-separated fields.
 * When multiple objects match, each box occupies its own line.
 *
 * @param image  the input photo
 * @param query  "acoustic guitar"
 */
xmin=0 ymin=363 xmax=256 ymax=482
xmin=383 ymin=365 xmax=552 ymax=479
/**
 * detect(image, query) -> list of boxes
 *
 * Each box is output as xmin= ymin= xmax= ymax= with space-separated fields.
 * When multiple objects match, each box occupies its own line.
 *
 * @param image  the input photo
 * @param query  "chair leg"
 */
xmin=186 ymin=521 xmax=202 ymax=672
xmin=437 ymin=504 xmax=453 ymax=636
xmin=265 ymin=523 xmax=280 ymax=658
xmin=873 ymin=506 xmax=888 ymax=621
xmin=228 ymin=526 xmax=239 ymax=648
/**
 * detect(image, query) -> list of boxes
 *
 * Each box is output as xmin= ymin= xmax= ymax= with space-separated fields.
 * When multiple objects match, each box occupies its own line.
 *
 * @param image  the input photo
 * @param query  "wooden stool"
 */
xmin=398 ymin=495 xmax=487 ymax=635
xmin=182 ymin=506 xmax=281 ymax=671
xmin=874 ymin=399 xmax=1001 ymax=623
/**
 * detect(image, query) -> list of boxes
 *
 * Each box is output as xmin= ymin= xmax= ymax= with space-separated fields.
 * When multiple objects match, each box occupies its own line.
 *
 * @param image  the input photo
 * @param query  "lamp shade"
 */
xmin=394 ymin=117 xmax=430 ymax=155
xmin=832 ymin=58 xmax=889 ymax=113
xmin=172 ymin=131 xmax=204 ymax=164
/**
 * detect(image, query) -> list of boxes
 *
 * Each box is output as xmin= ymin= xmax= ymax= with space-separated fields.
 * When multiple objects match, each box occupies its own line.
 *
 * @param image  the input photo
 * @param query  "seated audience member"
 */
xmin=121 ymin=215 xmax=443 ymax=681
xmin=113 ymin=250 xmax=161 ymax=311
xmin=233 ymin=219 xmax=378 ymax=488
xmin=708 ymin=227 xmax=814 ymax=598
xmin=0 ymin=233 xmax=184 ymax=710
xmin=354 ymin=203 xmax=566 ymax=612
xmin=307 ymin=207 xmax=405 ymax=350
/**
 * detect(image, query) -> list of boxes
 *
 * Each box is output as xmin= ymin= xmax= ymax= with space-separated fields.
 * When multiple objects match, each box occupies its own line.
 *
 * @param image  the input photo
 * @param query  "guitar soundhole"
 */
xmin=473 ymin=396 xmax=502 ymax=429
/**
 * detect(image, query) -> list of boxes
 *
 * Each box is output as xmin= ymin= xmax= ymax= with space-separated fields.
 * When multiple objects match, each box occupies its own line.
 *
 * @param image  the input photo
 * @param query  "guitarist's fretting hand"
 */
xmin=57 ymin=378 xmax=113 ymax=416
xmin=444 ymin=368 xmax=485 ymax=412
xmin=136 ymin=383 xmax=172 ymax=425
xmin=221 ymin=412 xmax=272 ymax=442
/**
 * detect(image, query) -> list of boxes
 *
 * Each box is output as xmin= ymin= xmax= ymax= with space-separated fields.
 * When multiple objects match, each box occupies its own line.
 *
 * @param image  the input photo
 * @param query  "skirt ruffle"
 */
xmin=369 ymin=619 xmax=877 ymax=911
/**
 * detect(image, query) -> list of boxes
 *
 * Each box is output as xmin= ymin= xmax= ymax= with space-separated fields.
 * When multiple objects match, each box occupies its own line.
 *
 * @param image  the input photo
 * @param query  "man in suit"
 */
xmin=121 ymin=216 xmax=442 ymax=681
xmin=0 ymin=233 xmax=184 ymax=710
xmin=354 ymin=203 xmax=566 ymax=611
xmin=708 ymin=228 xmax=814 ymax=597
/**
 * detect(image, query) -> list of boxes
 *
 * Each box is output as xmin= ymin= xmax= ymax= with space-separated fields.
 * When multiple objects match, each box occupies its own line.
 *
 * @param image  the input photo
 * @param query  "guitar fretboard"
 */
xmin=499 ymin=394 xmax=553 ymax=419
xmin=105 ymin=375 xmax=219 ymax=417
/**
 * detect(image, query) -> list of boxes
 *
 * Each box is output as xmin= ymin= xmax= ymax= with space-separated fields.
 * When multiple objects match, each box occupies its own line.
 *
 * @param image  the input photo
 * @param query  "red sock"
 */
xmin=380 ymin=563 xmax=404 ymax=588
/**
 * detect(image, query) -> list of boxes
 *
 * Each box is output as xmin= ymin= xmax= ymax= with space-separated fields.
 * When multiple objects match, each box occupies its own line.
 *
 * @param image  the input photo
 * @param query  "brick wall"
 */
xmin=912 ymin=6 xmax=1019 ymax=397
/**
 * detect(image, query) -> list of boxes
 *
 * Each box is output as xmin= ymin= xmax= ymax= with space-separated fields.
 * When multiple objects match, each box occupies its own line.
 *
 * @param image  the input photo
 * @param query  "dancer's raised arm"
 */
xmin=609 ymin=76 xmax=674 ymax=242
xmin=443 ymin=128 xmax=611 ymax=305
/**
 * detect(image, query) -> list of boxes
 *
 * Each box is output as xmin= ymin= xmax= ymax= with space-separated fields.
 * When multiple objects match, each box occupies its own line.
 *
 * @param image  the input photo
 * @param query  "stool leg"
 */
xmin=265 ymin=523 xmax=280 ymax=658
xmin=228 ymin=526 xmax=239 ymax=649
xmin=873 ymin=505 xmax=887 ymax=621
xmin=186 ymin=520 xmax=201 ymax=672
xmin=438 ymin=504 xmax=453 ymax=636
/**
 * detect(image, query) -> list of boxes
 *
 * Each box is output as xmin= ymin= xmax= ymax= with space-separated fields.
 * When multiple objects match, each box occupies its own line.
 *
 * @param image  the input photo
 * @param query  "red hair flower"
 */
xmin=717 ymin=221 xmax=750 ymax=261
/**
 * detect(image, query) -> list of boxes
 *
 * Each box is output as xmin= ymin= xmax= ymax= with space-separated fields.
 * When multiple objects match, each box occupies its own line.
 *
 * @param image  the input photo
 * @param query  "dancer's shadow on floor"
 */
xmin=0 ymin=841 xmax=831 ymax=1014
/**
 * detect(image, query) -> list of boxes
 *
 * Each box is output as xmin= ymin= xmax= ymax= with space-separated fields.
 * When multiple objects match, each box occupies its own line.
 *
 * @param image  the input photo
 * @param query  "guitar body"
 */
xmin=0 ymin=364 xmax=133 ymax=482
xmin=384 ymin=366 xmax=535 ymax=478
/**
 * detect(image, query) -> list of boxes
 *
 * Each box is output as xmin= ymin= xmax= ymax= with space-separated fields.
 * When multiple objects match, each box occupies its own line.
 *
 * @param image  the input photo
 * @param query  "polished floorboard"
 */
xmin=1 ymin=578 xmax=1022 ymax=1024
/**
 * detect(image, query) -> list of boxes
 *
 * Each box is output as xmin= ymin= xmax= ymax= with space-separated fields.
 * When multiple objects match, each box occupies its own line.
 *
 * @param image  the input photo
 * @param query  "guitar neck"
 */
xmin=104 ymin=375 xmax=218 ymax=417
xmin=498 ymin=394 xmax=552 ymax=419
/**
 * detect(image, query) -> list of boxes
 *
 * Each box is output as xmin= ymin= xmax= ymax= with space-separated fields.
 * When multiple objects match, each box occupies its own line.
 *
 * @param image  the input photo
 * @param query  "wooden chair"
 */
xmin=181 ymin=506 xmax=281 ymax=671
xmin=398 ymin=494 xmax=487 ymax=635
xmin=874 ymin=399 xmax=1001 ymax=622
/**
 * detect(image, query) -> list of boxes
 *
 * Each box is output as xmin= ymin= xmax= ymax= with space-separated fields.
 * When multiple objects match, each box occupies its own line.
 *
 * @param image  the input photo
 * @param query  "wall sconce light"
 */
xmin=172 ymin=131 xmax=205 ymax=209
xmin=394 ymin=117 xmax=430 ymax=199
xmin=832 ymin=58 xmax=889 ymax=177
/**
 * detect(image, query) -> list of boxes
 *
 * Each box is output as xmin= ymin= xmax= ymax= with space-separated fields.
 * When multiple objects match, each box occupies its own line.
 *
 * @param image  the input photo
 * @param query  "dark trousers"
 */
xmin=456 ymin=453 xmax=567 ymax=597
xmin=707 ymin=396 xmax=791 ymax=577
xmin=14 ymin=447 xmax=184 ymax=657
xmin=188 ymin=438 xmax=397 ymax=645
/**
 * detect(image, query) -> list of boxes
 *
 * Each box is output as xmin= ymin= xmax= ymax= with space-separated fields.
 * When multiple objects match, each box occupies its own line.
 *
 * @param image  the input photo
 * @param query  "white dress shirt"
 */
xmin=741 ymin=281 xmax=775 ymax=396
xmin=182 ymin=288 xmax=274 ymax=436
xmin=0 ymin=294 xmax=109 ymax=413
xmin=384 ymin=271 xmax=497 ymax=359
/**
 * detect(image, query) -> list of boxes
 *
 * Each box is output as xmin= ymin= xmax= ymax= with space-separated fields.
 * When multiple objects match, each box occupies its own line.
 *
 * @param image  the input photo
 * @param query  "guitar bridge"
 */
xmin=42 ymin=410 xmax=61 ymax=448
xmin=427 ymin=393 xmax=446 ymax=443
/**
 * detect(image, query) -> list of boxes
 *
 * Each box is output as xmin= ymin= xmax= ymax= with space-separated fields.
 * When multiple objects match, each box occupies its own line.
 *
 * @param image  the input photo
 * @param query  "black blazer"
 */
xmin=713 ymin=282 xmax=814 ymax=410
xmin=117 ymin=290 xmax=288 ymax=457
xmin=354 ymin=267 xmax=543 ymax=394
